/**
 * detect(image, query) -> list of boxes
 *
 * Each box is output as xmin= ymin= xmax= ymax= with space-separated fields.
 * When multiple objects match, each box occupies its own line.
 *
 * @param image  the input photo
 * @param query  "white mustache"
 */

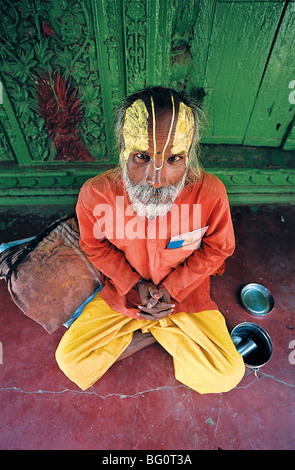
xmin=130 ymin=184 xmax=180 ymax=205
xmin=125 ymin=174 xmax=186 ymax=205
xmin=124 ymin=172 xmax=186 ymax=219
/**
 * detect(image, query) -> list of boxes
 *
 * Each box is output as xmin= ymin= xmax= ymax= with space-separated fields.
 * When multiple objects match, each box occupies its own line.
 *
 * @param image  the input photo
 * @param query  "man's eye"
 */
xmin=167 ymin=155 xmax=184 ymax=163
xmin=134 ymin=153 xmax=150 ymax=162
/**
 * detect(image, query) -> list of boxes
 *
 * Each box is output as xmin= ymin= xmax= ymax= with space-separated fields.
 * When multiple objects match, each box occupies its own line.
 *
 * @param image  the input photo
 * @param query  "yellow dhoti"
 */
xmin=55 ymin=292 xmax=245 ymax=393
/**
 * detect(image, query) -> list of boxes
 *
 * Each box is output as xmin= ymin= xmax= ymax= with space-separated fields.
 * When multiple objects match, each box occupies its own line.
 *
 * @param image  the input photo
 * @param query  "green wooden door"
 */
xmin=0 ymin=0 xmax=294 ymax=205
xmin=198 ymin=0 xmax=295 ymax=150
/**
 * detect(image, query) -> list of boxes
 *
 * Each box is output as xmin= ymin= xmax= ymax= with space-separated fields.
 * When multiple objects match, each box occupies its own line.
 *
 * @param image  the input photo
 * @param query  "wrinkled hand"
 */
xmin=134 ymin=279 xmax=175 ymax=320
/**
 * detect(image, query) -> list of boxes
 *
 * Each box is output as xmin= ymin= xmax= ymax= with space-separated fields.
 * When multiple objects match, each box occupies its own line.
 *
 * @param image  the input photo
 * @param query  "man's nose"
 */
xmin=147 ymin=156 xmax=167 ymax=188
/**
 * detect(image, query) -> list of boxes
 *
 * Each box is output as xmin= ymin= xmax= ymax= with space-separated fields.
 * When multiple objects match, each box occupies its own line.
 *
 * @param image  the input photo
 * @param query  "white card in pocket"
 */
xmin=167 ymin=226 xmax=209 ymax=249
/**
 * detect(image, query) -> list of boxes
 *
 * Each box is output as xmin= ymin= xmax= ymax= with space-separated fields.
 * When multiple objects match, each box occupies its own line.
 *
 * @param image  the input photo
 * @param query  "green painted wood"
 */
xmin=169 ymin=0 xmax=200 ymax=92
xmin=200 ymin=143 xmax=295 ymax=170
xmin=146 ymin=0 xmax=174 ymax=88
xmin=0 ymin=0 xmax=108 ymax=165
xmin=0 ymin=0 xmax=295 ymax=207
xmin=243 ymin=2 xmax=295 ymax=148
xmin=123 ymin=0 xmax=147 ymax=93
xmin=90 ymin=0 xmax=125 ymax=162
xmin=0 ymin=120 xmax=14 ymax=162
xmin=200 ymin=0 xmax=285 ymax=145
xmin=0 ymin=164 xmax=294 ymax=207
xmin=0 ymin=75 xmax=32 ymax=165
xmin=283 ymin=120 xmax=295 ymax=151
xmin=189 ymin=0 xmax=216 ymax=91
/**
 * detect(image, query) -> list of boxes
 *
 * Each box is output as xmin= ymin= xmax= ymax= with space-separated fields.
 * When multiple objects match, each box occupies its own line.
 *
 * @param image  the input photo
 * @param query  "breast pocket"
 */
xmin=161 ymin=226 xmax=209 ymax=269
xmin=160 ymin=238 xmax=203 ymax=269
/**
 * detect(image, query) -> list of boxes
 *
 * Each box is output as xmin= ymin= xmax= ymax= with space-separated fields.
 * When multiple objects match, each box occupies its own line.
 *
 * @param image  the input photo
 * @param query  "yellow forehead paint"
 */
xmin=172 ymin=102 xmax=195 ymax=166
xmin=121 ymin=99 xmax=149 ymax=162
xmin=151 ymin=95 xmax=175 ymax=170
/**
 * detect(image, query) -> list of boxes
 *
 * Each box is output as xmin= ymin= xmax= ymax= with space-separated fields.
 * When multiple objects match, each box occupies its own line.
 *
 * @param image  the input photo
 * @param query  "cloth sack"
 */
xmin=0 ymin=216 xmax=102 ymax=334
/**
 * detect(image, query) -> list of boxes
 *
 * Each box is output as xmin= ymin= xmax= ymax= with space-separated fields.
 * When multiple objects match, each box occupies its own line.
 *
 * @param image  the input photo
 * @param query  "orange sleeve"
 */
xmin=76 ymin=190 xmax=140 ymax=295
xmin=161 ymin=196 xmax=235 ymax=303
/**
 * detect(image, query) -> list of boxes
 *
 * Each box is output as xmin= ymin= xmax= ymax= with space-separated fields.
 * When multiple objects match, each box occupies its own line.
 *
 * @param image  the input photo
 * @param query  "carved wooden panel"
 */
xmin=0 ymin=0 xmax=108 ymax=164
xmin=0 ymin=0 xmax=294 ymax=205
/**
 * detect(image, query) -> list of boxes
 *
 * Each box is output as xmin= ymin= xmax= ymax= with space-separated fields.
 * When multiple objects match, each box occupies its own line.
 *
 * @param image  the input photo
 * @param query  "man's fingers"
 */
xmin=137 ymin=281 xmax=161 ymax=305
xmin=148 ymin=286 xmax=161 ymax=300
xmin=146 ymin=286 xmax=168 ymax=307
xmin=138 ymin=308 xmax=175 ymax=320
xmin=146 ymin=297 xmax=159 ymax=309
xmin=138 ymin=283 xmax=151 ymax=305
xmin=138 ymin=303 xmax=175 ymax=314
xmin=138 ymin=312 xmax=157 ymax=320
xmin=156 ymin=284 xmax=171 ymax=302
xmin=136 ymin=281 xmax=173 ymax=311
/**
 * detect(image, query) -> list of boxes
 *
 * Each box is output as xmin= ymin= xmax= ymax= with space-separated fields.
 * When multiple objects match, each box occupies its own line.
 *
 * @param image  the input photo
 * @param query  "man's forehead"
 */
xmin=121 ymin=99 xmax=149 ymax=162
xmin=172 ymin=102 xmax=195 ymax=155
xmin=121 ymin=96 xmax=194 ymax=162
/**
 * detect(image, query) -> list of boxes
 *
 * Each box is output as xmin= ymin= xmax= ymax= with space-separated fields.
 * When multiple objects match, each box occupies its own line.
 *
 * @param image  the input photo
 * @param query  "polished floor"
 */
xmin=0 ymin=204 xmax=294 ymax=450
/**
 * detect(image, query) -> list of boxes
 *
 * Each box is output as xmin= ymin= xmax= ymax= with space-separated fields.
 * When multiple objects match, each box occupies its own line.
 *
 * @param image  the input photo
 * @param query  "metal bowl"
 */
xmin=241 ymin=283 xmax=274 ymax=316
xmin=231 ymin=322 xmax=273 ymax=370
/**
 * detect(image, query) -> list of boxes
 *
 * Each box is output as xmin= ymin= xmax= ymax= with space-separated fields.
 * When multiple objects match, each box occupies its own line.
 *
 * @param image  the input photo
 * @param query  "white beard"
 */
xmin=124 ymin=171 xmax=186 ymax=220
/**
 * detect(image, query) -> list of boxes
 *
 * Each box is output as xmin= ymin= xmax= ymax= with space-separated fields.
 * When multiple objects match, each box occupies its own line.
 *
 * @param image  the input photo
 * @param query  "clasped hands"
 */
xmin=134 ymin=279 xmax=175 ymax=320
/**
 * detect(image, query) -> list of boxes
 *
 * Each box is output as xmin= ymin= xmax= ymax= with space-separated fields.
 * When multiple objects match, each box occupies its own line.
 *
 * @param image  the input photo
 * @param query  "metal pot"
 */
xmin=231 ymin=322 xmax=273 ymax=378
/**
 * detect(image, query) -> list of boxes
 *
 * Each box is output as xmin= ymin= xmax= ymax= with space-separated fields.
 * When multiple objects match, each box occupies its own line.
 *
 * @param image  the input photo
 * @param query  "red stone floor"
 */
xmin=0 ymin=204 xmax=294 ymax=450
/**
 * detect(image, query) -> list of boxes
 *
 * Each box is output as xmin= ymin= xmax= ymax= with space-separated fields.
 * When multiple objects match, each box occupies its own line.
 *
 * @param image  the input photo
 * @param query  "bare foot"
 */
xmin=116 ymin=331 xmax=156 ymax=362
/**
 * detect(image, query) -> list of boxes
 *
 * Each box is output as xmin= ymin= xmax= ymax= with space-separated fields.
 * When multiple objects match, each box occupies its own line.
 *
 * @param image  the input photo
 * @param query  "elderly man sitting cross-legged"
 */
xmin=55 ymin=86 xmax=245 ymax=393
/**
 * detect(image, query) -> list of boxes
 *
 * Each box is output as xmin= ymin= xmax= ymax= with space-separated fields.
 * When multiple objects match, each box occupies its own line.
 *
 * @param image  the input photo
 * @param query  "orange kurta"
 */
xmin=75 ymin=170 xmax=235 ymax=318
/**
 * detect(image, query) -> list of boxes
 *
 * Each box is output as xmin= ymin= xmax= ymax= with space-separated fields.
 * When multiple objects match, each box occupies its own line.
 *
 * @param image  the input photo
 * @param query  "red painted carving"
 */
xmin=37 ymin=72 xmax=94 ymax=162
